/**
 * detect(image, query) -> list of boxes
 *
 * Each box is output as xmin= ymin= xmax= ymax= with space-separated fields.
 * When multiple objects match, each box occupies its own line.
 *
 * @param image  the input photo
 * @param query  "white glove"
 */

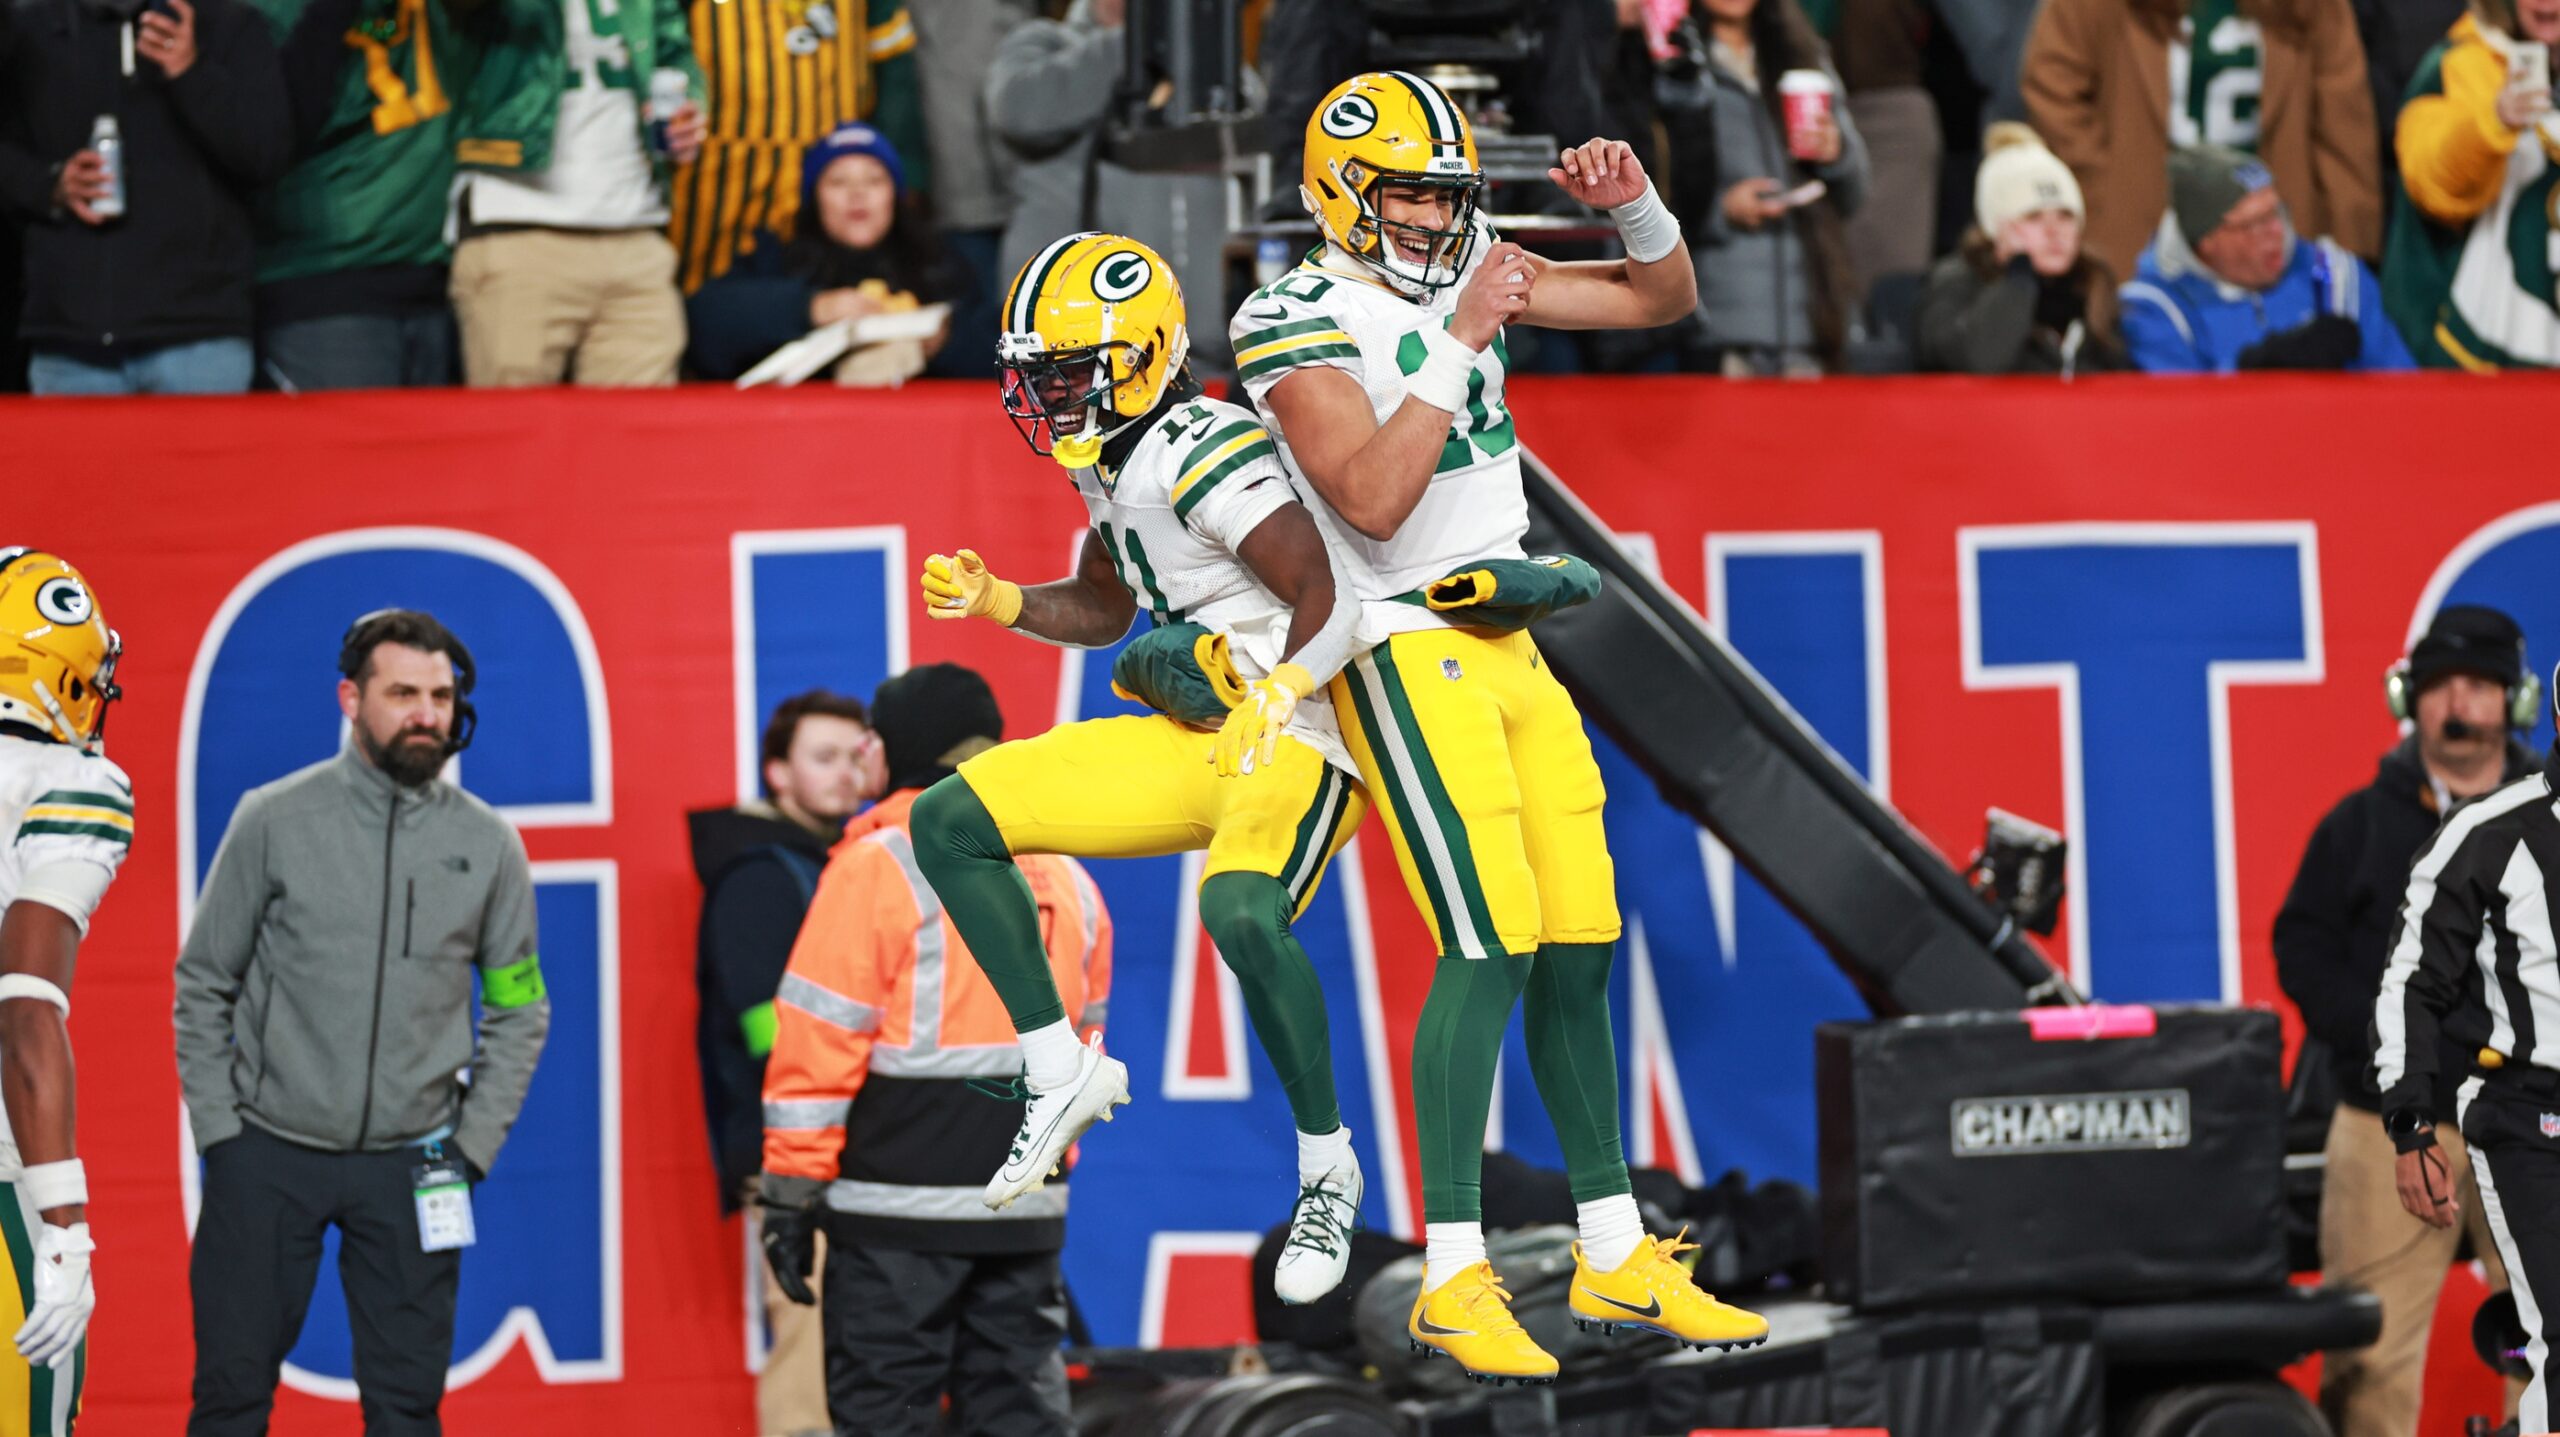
xmin=14 ymin=1221 xmax=92 ymax=1369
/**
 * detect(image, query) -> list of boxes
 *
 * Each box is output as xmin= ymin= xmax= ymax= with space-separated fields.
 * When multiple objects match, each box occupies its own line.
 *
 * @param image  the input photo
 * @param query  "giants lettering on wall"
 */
xmin=29 ymin=376 xmax=2553 ymax=1431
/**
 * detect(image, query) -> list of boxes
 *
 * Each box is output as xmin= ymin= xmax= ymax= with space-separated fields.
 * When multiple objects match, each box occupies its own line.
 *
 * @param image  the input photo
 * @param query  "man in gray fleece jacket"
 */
xmin=174 ymin=609 xmax=549 ymax=1437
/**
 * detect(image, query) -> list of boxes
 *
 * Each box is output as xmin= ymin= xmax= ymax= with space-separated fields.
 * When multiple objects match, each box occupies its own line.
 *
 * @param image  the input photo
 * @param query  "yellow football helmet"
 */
xmin=998 ymin=232 xmax=1190 ymax=469
xmin=1301 ymin=71 xmax=1485 ymax=297
xmin=0 ymin=549 xmax=121 ymax=751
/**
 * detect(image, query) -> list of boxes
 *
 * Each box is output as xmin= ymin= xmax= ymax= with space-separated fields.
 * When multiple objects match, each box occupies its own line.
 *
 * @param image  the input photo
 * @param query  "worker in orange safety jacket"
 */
xmin=758 ymin=662 xmax=1111 ymax=1437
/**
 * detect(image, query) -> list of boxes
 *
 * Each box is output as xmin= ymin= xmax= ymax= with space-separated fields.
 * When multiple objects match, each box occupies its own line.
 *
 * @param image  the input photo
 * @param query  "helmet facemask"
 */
xmin=1316 ymin=160 xmax=1484 ymax=297
xmin=999 ymin=334 xmax=1158 ymax=469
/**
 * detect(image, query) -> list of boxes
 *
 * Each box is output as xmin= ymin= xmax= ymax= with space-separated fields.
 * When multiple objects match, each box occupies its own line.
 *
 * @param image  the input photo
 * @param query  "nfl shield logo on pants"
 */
xmin=2541 ymin=1113 xmax=2560 ymax=1139
xmin=1441 ymin=657 xmax=1463 ymax=680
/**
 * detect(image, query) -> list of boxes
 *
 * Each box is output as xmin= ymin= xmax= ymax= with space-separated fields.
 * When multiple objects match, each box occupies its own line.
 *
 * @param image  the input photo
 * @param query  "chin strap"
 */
xmin=28 ymin=681 xmax=89 ymax=754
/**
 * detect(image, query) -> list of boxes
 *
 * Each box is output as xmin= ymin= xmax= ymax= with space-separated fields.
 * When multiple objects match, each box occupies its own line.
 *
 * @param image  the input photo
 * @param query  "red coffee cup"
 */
xmin=1779 ymin=70 xmax=1833 ymax=161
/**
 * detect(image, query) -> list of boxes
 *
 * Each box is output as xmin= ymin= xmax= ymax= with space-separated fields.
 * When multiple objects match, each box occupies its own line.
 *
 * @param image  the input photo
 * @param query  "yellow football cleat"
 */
xmin=1406 ymin=1262 xmax=1559 ymax=1386
xmin=1569 ymin=1229 xmax=1771 ymax=1352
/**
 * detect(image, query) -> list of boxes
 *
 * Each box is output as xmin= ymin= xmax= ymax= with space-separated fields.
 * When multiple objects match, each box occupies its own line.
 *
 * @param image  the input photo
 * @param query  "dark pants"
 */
xmin=188 ymin=1126 xmax=460 ymax=1437
xmin=2466 ymin=1082 xmax=2560 ymax=1435
xmin=821 ymin=1234 xmax=1070 ymax=1437
xmin=256 ymin=308 xmax=457 ymax=392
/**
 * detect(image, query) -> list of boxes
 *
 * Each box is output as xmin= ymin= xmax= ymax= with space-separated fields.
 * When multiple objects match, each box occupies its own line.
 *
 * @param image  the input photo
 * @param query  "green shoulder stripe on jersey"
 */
xmin=1232 ymin=316 xmax=1344 ymax=351
xmin=17 ymin=820 xmax=130 ymax=847
xmin=1172 ymin=439 xmax=1278 ymax=521
xmin=483 ymin=954 xmax=547 ymax=1010
xmin=1179 ymin=418 xmax=1264 ymax=474
xmin=32 ymin=789 xmax=131 ymax=816
xmin=1238 ymin=342 xmax=1360 ymax=383
xmin=740 ymin=1000 xmax=779 ymax=1058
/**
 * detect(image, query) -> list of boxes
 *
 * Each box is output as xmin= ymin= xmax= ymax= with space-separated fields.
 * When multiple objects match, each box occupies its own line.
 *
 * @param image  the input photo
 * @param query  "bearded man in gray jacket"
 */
xmin=174 ymin=608 xmax=550 ymax=1437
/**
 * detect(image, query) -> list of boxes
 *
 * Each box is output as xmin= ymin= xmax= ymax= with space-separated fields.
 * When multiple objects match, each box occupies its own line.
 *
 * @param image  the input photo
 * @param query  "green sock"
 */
xmin=1524 ymin=941 xmax=1634 ymax=1202
xmin=1197 ymin=872 xmax=1342 ymax=1135
xmin=1412 ymin=951 xmax=1533 ymax=1223
xmin=908 ymin=776 xmax=1064 ymax=1032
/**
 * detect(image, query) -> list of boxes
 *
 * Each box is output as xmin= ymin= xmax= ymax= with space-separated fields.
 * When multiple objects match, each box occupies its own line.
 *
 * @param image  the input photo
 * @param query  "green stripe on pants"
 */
xmin=1367 ymin=650 xmax=1506 ymax=959
xmin=0 ymin=1182 xmax=65 ymax=1434
xmin=1278 ymin=768 xmax=1344 ymax=909
xmin=1339 ymin=656 xmax=1467 ymax=957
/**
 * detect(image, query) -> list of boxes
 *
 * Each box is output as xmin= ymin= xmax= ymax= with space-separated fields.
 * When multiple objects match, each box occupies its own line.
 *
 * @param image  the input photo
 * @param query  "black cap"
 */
xmin=2409 ymin=604 xmax=2526 ymax=693
xmin=869 ymin=663 xmax=1004 ymax=793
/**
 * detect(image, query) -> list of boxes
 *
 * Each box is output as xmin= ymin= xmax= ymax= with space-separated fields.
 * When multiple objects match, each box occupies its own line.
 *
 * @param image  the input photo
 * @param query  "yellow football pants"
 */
xmin=0 ymin=1179 xmax=80 ymax=1436
xmin=1330 ymin=626 xmax=1620 ymax=960
xmin=960 ymin=714 xmax=1366 ymax=914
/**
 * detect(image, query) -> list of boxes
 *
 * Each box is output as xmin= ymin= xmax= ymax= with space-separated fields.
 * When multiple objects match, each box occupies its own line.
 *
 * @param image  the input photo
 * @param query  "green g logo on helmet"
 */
xmin=33 ymin=577 xmax=90 ymax=627
xmin=1093 ymin=251 xmax=1154 ymax=303
xmin=1320 ymin=94 xmax=1378 ymax=139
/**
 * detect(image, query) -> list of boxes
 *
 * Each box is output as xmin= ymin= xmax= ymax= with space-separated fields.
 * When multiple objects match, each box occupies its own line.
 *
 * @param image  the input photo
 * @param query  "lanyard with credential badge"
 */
xmin=412 ymin=1140 xmax=477 ymax=1253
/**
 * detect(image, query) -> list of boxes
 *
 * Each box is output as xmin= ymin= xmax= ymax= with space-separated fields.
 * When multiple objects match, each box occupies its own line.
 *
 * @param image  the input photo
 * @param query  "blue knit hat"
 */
xmin=799 ymin=123 xmax=907 ymax=217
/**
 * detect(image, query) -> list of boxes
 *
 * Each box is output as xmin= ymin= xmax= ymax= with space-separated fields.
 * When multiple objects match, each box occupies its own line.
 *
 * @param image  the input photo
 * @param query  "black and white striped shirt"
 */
xmin=2374 ymin=751 xmax=2560 ymax=1123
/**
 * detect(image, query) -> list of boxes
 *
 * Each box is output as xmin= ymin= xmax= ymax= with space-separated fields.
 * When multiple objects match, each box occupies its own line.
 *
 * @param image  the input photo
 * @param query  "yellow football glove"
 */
xmin=1211 ymin=663 xmax=1315 ymax=777
xmin=921 ymin=549 xmax=1023 ymax=626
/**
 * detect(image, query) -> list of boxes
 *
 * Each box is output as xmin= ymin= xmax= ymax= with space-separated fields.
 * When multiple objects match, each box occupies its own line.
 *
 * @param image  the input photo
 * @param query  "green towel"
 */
xmin=1394 ymin=555 xmax=1604 ymax=631
xmin=1110 ymin=622 xmax=1249 ymax=728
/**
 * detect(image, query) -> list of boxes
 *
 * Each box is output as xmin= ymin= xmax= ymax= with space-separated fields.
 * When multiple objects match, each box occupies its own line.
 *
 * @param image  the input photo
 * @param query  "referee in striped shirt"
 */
xmin=2376 ymin=660 xmax=2560 ymax=1437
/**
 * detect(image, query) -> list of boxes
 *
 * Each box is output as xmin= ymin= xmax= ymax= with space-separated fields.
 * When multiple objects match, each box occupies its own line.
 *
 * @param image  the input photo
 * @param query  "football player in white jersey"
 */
xmin=906 ymin=233 xmax=1373 ymax=1302
xmin=1232 ymin=73 xmax=1767 ymax=1382
xmin=0 ymin=549 xmax=128 ymax=1432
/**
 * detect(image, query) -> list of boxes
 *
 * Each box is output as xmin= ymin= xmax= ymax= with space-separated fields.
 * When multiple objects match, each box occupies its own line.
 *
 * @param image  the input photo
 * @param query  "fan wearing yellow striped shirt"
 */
xmin=908 ymin=233 xmax=1380 ymax=1304
xmin=671 ymin=0 xmax=923 ymax=294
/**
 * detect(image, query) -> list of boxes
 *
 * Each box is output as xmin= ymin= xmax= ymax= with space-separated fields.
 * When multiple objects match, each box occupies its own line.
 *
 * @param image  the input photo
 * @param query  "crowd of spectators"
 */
xmin=1 ymin=0 xmax=2556 ymax=393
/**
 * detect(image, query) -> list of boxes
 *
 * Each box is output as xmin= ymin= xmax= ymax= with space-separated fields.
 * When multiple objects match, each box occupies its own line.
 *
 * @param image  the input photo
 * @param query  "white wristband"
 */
xmin=1609 ymin=181 xmax=1683 ymax=265
xmin=1406 ymin=323 xmax=1476 ymax=413
xmin=21 ymin=1159 xmax=85 ymax=1212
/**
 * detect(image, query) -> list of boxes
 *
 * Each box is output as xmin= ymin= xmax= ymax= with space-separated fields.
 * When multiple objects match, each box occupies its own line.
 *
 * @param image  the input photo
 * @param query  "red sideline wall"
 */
xmin=18 ymin=373 xmax=2549 ymax=1432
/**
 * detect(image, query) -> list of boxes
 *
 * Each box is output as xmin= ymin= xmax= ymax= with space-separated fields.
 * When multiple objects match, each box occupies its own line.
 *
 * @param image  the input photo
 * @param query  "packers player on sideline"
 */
xmin=907 ymin=233 xmax=1374 ymax=1302
xmin=0 ymin=550 xmax=127 ymax=1433
xmin=1232 ymin=73 xmax=1767 ymax=1383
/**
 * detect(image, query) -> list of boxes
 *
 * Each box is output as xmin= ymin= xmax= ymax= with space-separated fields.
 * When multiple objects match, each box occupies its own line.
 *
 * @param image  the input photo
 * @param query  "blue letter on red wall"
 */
xmin=1964 ymin=525 xmax=2320 ymax=1003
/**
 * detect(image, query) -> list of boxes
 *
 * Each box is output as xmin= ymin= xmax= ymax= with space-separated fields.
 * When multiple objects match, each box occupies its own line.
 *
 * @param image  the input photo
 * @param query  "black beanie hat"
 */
xmin=2409 ymin=604 xmax=2526 ymax=694
xmin=870 ymin=663 xmax=1004 ymax=793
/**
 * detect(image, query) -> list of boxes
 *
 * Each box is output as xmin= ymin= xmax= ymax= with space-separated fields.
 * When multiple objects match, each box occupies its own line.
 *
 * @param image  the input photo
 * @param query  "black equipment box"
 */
xmin=1817 ymin=1005 xmax=2287 ymax=1311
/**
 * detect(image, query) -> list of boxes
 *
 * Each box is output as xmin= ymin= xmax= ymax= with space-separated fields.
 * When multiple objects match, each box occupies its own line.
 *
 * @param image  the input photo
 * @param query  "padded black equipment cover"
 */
xmin=1516 ymin=452 xmax=2063 ymax=1016
xmin=1817 ymin=1006 xmax=2289 ymax=1310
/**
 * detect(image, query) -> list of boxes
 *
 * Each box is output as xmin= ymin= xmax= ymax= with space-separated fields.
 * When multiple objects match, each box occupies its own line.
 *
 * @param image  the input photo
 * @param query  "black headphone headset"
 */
xmin=2384 ymin=648 xmax=2543 ymax=732
xmin=337 ymin=609 xmax=477 ymax=756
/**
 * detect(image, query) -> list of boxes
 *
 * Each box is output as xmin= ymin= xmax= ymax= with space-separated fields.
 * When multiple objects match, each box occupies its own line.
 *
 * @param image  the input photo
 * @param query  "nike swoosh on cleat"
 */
xmin=1579 ymin=1288 xmax=1663 ymax=1321
xmin=1414 ymin=1316 xmax=1475 ymax=1338
xmin=1000 ymin=1075 xmax=1096 ymax=1178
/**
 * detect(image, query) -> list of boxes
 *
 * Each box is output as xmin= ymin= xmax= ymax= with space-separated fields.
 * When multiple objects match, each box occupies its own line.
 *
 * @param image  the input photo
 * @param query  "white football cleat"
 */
xmin=984 ymin=1033 xmax=1130 ymax=1210
xmin=1274 ymin=1162 xmax=1362 ymax=1304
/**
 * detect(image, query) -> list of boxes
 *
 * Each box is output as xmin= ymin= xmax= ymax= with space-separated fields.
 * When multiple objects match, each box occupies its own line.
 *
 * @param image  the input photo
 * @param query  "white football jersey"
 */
xmin=1078 ymin=395 xmax=1357 ymax=774
xmin=1231 ymin=222 xmax=1528 ymax=633
xmin=0 ymin=734 xmax=130 ymax=937
xmin=0 ymin=732 xmax=132 ymax=1170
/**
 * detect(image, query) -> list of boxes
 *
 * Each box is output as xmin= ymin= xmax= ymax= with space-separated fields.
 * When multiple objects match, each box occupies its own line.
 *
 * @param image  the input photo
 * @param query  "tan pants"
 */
xmin=450 ymin=228 xmax=685 ymax=387
xmin=759 ymin=1225 xmax=830 ymax=1437
xmin=2319 ymin=1104 xmax=2521 ymax=1437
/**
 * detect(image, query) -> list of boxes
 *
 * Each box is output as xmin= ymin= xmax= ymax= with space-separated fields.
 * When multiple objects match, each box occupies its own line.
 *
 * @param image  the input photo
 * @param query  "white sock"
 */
xmin=1423 ymin=1222 xmax=1487 ymax=1292
xmin=1297 ymin=1124 xmax=1355 ymax=1183
xmin=1019 ymin=1019 xmax=1082 ymax=1092
xmin=1577 ymin=1193 xmax=1644 ymax=1272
